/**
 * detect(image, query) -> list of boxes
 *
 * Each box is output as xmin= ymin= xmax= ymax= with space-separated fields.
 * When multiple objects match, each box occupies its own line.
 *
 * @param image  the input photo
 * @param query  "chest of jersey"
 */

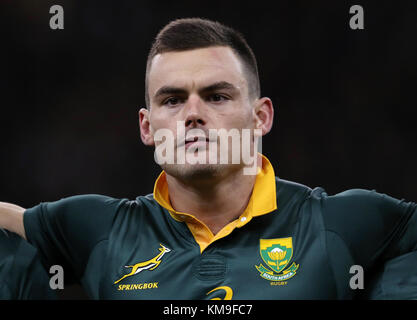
xmin=94 ymin=205 xmax=341 ymax=300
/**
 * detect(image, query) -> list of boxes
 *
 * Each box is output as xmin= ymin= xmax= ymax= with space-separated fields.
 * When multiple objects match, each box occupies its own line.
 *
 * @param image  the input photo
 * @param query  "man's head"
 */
xmin=144 ymin=18 xmax=260 ymax=107
xmin=139 ymin=18 xmax=274 ymax=182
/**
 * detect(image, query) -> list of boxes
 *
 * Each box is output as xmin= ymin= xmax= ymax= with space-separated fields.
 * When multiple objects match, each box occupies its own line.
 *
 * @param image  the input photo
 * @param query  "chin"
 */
xmin=161 ymin=163 xmax=239 ymax=182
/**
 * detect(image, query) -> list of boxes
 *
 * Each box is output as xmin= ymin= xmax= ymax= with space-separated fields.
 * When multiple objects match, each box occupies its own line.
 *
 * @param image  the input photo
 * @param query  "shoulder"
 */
xmin=276 ymin=180 xmax=416 ymax=240
xmin=318 ymin=188 xmax=416 ymax=260
xmin=276 ymin=178 xmax=313 ymax=203
xmin=320 ymin=188 xmax=416 ymax=223
xmin=44 ymin=194 xmax=129 ymax=212
xmin=23 ymin=194 xmax=135 ymax=246
xmin=25 ymin=194 xmax=131 ymax=221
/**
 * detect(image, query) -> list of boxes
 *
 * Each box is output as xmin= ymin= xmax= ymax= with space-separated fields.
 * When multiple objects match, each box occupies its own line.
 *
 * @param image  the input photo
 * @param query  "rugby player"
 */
xmin=0 ymin=18 xmax=416 ymax=299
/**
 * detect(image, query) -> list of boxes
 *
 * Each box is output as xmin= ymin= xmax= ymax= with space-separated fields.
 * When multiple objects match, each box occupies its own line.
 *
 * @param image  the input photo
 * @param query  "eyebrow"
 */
xmin=153 ymin=81 xmax=239 ymax=100
xmin=199 ymin=81 xmax=238 ymax=94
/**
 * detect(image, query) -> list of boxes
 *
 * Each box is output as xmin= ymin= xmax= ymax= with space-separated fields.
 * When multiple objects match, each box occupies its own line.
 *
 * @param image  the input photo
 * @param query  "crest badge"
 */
xmin=255 ymin=237 xmax=299 ymax=282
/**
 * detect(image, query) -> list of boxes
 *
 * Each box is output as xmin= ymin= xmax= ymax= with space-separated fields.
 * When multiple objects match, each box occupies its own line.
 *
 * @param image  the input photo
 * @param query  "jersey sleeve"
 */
xmin=321 ymin=189 xmax=417 ymax=269
xmin=23 ymin=194 xmax=127 ymax=285
xmin=362 ymin=250 xmax=417 ymax=299
xmin=0 ymin=228 xmax=57 ymax=300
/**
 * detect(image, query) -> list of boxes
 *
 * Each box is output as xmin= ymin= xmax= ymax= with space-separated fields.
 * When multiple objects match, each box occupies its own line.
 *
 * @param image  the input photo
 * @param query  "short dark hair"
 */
xmin=145 ymin=18 xmax=260 ymax=107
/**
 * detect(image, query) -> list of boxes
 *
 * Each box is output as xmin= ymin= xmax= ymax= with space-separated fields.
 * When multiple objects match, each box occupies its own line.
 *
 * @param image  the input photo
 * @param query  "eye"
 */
xmin=207 ymin=94 xmax=229 ymax=103
xmin=163 ymin=97 xmax=184 ymax=107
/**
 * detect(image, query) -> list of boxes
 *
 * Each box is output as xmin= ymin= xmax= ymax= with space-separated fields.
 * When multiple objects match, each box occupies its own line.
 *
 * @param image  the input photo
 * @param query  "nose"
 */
xmin=184 ymin=94 xmax=206 ymax=128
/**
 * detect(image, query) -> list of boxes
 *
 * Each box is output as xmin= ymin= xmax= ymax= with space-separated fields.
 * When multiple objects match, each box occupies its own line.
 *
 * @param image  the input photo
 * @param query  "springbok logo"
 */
xmin=114 ymin=244 xmax=171 ymax=284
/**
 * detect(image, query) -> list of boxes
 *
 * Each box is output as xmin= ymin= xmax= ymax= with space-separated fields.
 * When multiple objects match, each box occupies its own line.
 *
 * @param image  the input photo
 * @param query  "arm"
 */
xmin=23 ymin=195 xmax=126 ymax=284
xmin=0 ymin=202 xmax=26 ymax=239
xmin=0 ymin=228 xmax=58 ymax=300
xmin=322 ymin=189 xmax=417 ymax=268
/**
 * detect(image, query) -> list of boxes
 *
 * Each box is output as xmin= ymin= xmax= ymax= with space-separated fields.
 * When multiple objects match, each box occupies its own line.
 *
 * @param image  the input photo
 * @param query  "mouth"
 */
xmin=184 ymin=136 xmax=211 ymax=150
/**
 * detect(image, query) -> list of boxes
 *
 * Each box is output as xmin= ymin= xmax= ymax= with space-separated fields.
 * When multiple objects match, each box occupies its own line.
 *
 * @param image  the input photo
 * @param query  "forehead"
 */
xmin=148 ymin=46 xmax=247 ymax=96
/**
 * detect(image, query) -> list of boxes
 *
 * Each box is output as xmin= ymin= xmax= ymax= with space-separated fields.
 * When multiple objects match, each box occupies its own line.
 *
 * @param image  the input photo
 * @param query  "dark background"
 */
xmin=1 ymin=0 xmax=416 ymax=299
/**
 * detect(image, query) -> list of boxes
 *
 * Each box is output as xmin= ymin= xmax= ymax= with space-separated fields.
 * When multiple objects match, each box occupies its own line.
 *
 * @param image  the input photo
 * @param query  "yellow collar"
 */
xmin=153 ymin=154 xmax=277 ymax=252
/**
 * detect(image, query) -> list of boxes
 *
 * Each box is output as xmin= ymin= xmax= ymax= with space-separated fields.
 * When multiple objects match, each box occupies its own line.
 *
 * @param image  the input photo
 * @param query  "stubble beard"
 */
xmin=154 ymin=126 xmax=259 ymax=182
xmin=160 ymin=158 xmax=244 ymax=184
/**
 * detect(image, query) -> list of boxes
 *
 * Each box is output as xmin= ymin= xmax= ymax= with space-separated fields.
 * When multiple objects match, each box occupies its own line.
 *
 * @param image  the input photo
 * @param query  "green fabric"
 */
xmin=0 ymin=228 xmax=57 ymax=299
xmin=23 ymin=178 xmax=417 ymax=299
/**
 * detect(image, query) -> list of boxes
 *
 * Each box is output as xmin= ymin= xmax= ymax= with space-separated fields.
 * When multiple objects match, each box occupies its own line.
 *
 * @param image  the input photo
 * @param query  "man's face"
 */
xmin=142 ymin=46 xmax=260 ymax=181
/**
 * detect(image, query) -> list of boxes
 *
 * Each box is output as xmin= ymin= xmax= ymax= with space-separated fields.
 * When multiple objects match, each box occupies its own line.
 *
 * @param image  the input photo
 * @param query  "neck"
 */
xmin=166 ymin=156 xmax=261 ymax=235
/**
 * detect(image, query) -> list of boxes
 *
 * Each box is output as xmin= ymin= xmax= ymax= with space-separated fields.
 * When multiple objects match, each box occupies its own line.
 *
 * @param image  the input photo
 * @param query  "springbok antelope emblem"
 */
xmin=114 ymin=244 xmax=171 ymax=284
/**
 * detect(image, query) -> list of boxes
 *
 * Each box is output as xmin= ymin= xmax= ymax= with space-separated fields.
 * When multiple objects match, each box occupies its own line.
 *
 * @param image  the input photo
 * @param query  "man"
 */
xmin=0 ymin=18 xmax=416 ymax=299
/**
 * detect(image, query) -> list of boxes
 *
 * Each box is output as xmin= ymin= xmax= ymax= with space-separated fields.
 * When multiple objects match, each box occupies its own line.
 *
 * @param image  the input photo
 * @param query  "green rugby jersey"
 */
xmin=363 ymin=250 xmax=417 ymax=299
xmin=23 ymin=156 xmax=417 ymax=299
xmin=0 ymin=228 xmax=57 ymax=299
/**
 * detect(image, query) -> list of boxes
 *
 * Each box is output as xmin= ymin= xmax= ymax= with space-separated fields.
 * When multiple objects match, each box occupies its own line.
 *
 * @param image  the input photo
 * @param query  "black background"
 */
xmin=2 ymin=1 xmax=416 ymax=299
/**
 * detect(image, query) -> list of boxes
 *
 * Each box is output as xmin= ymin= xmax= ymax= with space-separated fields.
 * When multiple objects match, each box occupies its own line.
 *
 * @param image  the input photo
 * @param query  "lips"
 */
xmin=185 ymin=136 xmax=209 ymax=144
xmin=184 ymin=136 xmax=211 ymax=150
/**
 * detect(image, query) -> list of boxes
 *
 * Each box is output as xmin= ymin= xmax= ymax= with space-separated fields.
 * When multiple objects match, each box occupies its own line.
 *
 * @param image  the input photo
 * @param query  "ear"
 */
xmin=253 ymin=97 xmax=274 ymax=136
xmin=139 ymin=108 xmax=155 ymax=146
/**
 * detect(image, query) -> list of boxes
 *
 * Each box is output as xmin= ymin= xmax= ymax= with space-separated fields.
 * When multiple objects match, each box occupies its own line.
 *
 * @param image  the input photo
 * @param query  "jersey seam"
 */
xmin=83 ymin=236 xmax=109 ymax=275
xmin=79 ymin=237 xmax=109 ymax=299
xmin=312 ymin=192 xmax=350 ymax=300
xmin=323 ymin=229 xmax=350 ymax=299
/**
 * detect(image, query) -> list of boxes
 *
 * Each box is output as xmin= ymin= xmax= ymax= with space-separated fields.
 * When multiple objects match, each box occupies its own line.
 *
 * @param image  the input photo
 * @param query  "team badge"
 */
xmin=114 ymin=243 xmax=171 ymax=284
xmin=255 ymin=237 xmax=299 ymax=282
